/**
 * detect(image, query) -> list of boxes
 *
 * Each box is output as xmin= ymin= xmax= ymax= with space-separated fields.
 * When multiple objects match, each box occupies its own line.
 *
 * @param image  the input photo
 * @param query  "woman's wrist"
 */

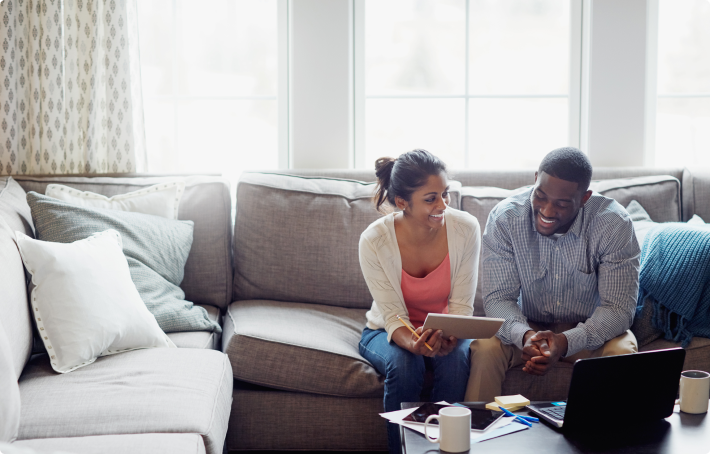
xmin=392 ymin=326 xmax=418 ymax=354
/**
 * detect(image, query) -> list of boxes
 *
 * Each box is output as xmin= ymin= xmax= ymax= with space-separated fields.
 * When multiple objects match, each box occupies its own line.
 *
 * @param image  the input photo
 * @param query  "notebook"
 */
xmin=527 ymin=348 xmax=686 ymax=432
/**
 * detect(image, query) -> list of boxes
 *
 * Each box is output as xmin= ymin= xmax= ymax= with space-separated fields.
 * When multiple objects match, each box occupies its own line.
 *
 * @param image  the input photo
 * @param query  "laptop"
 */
xmin=527 ymin=348 xmax=686 ymax=432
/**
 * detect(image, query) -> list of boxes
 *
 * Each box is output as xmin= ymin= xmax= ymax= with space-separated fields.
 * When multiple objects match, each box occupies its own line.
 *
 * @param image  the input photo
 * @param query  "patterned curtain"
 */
xmin=0 ymin=0 xmax=146 ymax=175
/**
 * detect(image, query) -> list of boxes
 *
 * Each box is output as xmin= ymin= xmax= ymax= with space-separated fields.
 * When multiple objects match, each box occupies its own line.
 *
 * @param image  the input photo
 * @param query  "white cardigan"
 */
xmin=359 ymin=208 xmax=481 ymax=342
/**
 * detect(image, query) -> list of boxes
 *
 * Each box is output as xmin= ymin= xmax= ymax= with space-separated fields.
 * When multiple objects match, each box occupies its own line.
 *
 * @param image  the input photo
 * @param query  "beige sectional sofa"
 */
xmin=2 ymin=167 xmax=709 ymax=453
xmin=224 ymin=167 xmax=710 ymax=452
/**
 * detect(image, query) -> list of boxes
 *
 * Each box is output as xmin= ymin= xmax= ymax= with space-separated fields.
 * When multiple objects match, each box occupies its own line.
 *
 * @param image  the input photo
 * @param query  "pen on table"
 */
xmin=395 ymin=315 xmax=433 ymax=351
xmin=498 ymin=406 xmax=538 ymax=426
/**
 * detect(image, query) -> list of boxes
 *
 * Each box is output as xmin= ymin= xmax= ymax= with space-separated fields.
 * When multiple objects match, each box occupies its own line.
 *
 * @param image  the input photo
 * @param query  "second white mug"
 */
xmin=679 ymin=370 xmax=710 ymax=414
xmin=424 ymin=406 xmax=471 ymax=453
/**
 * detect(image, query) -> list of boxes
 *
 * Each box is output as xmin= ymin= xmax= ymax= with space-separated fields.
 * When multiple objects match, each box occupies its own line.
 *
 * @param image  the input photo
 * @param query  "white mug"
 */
xmin=679 ymin=370 xmax=710 ymax=414
xmin=424 ymin=406 xmax=471 ymax=453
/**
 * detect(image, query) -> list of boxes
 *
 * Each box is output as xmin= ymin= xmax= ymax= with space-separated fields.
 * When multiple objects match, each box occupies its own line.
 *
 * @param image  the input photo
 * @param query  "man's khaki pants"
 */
xmin=464 ymin=322 xmax=638 ymax=402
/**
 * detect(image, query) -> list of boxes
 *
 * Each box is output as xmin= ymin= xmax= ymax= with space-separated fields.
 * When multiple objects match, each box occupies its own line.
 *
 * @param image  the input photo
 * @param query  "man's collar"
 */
xmin=567 ymin=207 xmax=584 ymax=238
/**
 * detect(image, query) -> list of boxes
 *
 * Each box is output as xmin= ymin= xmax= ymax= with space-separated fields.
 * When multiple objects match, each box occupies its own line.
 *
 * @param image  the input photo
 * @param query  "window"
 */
xmin=137 ymin=0 xmax=280 ymax=184
xmin=357 ymin=0 xmax=574 ymax=169
xmin=654 ymin=0 xmax=710 ymax=167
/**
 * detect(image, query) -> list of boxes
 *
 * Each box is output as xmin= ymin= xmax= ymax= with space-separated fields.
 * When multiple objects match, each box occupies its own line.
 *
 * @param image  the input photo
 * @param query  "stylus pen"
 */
xmin=396 ymin=315 xmax=433 ymax=351
xmin=498 ymin=406 xmax=537 ymax=426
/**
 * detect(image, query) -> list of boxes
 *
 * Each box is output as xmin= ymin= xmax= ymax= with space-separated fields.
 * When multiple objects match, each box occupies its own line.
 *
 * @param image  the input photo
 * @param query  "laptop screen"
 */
xmin=562 ymin=348 xmax=685 ymax=432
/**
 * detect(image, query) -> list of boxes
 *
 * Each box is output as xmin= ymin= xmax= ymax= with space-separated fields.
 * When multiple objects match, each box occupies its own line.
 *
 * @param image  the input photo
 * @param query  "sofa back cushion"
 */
xmin=233 ymin=173 xmax=379 ymax=308
xmin=0 ymin=178 xmax=34 ymax=378
xmin=0 ymin=177 xmax=35 ymax=237
xmin=0 ymin=219 xmax=33 ymax=378
xmin=590 ymin=175 xmax=681 ymax=222
xmin=682 ymin=168 xmax=710 ymax=222
xmin=14 ymin=175 xmax=233 ymax=309
xmin=233 ymin=173 xmax=464 ymax=308
xmin=460 ymin=175 xmax=681 ymax=315
xmin=442 ymin=167 xmax=685 ymax=188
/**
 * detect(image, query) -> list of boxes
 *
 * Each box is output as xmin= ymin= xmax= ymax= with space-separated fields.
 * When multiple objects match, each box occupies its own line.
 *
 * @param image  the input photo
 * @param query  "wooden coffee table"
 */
xmin=400 ymin=402 xmax=710 ymax=454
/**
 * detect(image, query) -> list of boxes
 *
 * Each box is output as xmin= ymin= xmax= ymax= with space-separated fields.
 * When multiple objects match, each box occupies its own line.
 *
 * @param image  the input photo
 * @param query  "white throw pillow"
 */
xmin=687 ymin=214 xmax=710 ymax=226
xmin=626 ymin=200 xmax=657 ymax=246
xmin=15 ymin=229 xmax=176 ymax=374
xmin=45 ymin=181 xmax=185 ymax=220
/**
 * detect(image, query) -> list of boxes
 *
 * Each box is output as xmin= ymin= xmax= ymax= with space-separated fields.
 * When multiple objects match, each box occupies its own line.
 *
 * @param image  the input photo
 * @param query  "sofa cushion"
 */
xmin=591 ymin=175 xmax=681 ymax=223
xmin=17 ymin=348 xmax=232 ymax=454
xmin=630 ymin=296 xmax=664 ymax=347
xmin=0 ymin=321 xmax=21 ymax=442
xmin=640 ymin=336 xmax=710 ymax=373
xmin=27 ymin=192 xmax=220 ymax=334
xmin=459 ymin=186 xmax=528 ymax=315
xmin=682 ymin=168 xmax=710 ymax=222
xmin=442 ymin=167 xmax=685 ymax=188
xmin=460 ymin=175 xmax=682 ymax=314
xmin=228 ymin=386 xmax=387 ymax=451
xmin=15 ymin=176 xmax=233 ymax=309
xmin=232 ymin=173 xmax=380 ymax=308
xmin=168 ymin=304 xmax=222 ymax=350
xmin=223 ymin=299 xmax=384 ymax=397
xmin=0 ymin=177 xmax=35 ymax=237
xmin=501 ymin=363 xmax=573 ymax=402
xmin=233 ymin=172 xmax=463 ymax=309
xmin=12 ymin=434 xmax=206 ymax=454
xmin=0 ymin=218 xmax=33 ymax=379
xmin=461 ymin=175 xmax=681 ymax=230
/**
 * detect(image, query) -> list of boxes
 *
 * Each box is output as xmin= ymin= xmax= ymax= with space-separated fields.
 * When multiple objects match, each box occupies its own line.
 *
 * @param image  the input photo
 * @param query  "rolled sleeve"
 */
xmin=562 ymin=326 xmax=587 ymax=356
xmin=510 ymin=322 xmax=534 ymax=350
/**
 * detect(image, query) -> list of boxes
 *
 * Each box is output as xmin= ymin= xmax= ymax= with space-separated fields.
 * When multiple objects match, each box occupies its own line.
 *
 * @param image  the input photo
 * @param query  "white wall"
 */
xmin=582 ymin=0 xmax=655 ymax=167
xmin=290 ymin=0 xmax=353 ymax=168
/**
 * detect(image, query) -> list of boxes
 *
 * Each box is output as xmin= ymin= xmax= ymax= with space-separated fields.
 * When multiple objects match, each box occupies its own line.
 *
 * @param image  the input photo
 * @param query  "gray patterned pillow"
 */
xmin=26 ymin=192 xmax=221 ymax=334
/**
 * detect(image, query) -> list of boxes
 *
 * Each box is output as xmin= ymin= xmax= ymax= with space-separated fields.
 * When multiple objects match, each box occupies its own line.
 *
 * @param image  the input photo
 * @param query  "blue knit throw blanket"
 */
xmin=638 ymin=223 xmax=710 ymax=347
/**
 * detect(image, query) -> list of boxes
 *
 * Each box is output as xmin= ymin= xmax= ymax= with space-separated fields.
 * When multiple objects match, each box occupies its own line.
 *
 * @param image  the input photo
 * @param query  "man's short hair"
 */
xmin=538 ymin=147 xmax=593 ymax=192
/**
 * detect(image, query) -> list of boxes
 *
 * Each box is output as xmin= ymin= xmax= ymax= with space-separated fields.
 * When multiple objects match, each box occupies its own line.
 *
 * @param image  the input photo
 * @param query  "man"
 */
xmin=465 ymin=147 xmax=640 ymax=402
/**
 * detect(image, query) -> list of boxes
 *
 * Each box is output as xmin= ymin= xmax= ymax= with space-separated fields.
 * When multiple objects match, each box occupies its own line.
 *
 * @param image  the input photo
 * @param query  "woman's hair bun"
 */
xmin=374 ymin=157 xmax=396 ymax=213
xmin=375 ymin=157 xmax=395 ymax=178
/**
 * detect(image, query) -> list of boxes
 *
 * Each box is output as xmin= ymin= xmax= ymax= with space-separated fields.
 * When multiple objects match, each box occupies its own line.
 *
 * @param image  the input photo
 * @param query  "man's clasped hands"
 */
xmin=521 ymin=330 xmax=570 ymax=376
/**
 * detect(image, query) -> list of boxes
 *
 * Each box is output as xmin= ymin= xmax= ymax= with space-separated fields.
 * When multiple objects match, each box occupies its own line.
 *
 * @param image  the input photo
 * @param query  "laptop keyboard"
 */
xmin=539 ymin=406 xmax=566 ymax=420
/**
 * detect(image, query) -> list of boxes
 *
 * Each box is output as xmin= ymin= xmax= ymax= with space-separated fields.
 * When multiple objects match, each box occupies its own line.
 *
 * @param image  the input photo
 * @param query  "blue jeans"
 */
xmin=359 ymin=328 xmax=472 ymax=454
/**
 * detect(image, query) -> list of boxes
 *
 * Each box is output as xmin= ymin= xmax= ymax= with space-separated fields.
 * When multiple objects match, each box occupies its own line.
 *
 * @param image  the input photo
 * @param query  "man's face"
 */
xmin=531 ymin=171 xmax=592 ymax=236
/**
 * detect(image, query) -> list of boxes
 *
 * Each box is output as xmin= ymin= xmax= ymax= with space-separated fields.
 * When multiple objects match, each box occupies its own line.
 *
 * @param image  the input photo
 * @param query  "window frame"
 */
xmin=138 ymin=0 xmax=288 ymax=172
xmin=352 ymin=0 xmax=583 ymax=169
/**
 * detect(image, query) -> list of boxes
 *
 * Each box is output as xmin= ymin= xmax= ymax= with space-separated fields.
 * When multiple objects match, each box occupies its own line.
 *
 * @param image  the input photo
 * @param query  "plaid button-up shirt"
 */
xmin=481 ymin=188 xmax=640 ymax=357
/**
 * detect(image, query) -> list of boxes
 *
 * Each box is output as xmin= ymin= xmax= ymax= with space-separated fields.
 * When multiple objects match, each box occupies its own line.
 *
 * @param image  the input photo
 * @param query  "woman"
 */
xmin=358 ymin=149 xmax=481 ymax=454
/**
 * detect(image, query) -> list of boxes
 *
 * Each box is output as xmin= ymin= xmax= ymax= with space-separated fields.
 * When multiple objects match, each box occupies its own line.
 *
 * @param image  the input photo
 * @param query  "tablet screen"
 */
xmin=402 ymin=403 xmax=504 ymax=431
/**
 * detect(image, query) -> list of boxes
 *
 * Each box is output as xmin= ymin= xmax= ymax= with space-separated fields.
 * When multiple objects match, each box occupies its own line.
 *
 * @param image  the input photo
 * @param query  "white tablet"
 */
xmin=422 ymin=314 xmax=505 ymax=340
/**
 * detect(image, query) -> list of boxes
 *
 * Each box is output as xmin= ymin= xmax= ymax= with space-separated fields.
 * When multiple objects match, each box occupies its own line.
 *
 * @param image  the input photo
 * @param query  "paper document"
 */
xmin=380 ymin=403 xmax=529 ymax=445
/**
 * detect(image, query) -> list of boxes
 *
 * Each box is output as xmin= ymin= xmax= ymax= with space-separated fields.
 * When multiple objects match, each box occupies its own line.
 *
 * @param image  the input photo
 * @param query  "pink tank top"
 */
xmin=401 ymin=253 xmax=451 ymax=329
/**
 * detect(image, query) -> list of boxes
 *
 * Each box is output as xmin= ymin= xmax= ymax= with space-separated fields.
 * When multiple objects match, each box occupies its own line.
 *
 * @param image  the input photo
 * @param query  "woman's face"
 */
xmin=397 ymin=172 xmax=450 ymax=229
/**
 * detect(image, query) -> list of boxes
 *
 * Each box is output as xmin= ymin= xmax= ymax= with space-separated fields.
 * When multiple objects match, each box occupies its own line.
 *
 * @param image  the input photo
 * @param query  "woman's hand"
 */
xmin=412 ymin=327 xmax=443 ymax=357
xmin=392 ymin=326 xmax=442 ymax=357
xmin=436 ymin=335 xmax=458 ymax=356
